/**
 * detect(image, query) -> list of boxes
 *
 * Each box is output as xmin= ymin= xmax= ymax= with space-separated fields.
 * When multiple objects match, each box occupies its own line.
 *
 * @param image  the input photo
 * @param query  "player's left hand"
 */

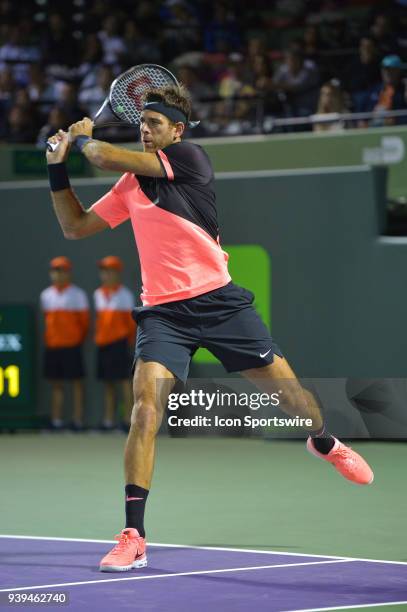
xmin=68 ymin=117 xmax=94 ymax=143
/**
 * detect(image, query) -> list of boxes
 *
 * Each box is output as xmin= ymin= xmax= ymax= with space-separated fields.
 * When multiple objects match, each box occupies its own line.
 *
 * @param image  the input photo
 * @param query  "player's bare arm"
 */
xmin=46 ymin=129 xmax=109 ymax=239
xmin=68 ymin=117 xmax=166 ymax=176
xmin=51 ymin=189 xmax=108 ymax=240
xmin=82 ymin=140 xmax=165 ymax=175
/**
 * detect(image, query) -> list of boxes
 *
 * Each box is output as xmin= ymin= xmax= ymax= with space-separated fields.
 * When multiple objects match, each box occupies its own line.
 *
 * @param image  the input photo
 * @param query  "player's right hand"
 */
xmin=46 ymin=130 xmax=71 ymax=164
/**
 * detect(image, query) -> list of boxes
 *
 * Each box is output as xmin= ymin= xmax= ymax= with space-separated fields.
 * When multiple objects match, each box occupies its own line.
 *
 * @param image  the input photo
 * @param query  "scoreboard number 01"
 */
xmin=0 ymin=306 xmax=34 ymax=416
xmin=0 ymin=365 xmax=20 ymax=398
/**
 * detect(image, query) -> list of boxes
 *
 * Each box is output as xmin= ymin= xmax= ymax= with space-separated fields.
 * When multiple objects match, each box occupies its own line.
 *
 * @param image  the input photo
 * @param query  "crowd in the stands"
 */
xmin=0 ymin=0 xmax=407 ymax=143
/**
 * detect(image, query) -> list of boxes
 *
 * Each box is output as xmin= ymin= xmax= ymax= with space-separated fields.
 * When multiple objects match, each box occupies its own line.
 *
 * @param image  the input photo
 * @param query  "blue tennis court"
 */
xmin=1 ymin=535 xmax=406 ymax=612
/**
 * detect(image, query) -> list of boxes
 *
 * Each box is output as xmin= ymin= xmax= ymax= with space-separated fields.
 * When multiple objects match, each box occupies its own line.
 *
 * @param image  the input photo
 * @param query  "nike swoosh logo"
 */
xmin=260 ymin=349 xmax=272 ymax=358
xmin=126 ymin=496 xmax=144 ymax=501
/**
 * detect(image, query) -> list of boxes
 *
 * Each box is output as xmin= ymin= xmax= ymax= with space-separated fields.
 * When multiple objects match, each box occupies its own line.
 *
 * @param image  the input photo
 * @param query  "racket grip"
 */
xmin=46 ymin=140 xmax=59 ymax=152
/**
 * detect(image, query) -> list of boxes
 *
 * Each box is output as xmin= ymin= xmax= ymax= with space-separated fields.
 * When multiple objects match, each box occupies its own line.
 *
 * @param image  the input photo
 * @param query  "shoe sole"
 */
xmin=307 ymin=441 xmax=374 ymax=485
xmin=341 ymin=472 xmax=375 ymax=486
xmin=99 ymin=555 xmax=147 ymax=572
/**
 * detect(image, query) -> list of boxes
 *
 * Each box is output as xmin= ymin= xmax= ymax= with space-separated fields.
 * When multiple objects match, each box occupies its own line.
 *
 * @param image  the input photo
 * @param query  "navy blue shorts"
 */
xmin=43 ymin=345 xmax=85 ymax=380
xmin=132 ymin=282 xmax=283 ymax=383
xmin=97 ymin=338 xmax=132 ymax=381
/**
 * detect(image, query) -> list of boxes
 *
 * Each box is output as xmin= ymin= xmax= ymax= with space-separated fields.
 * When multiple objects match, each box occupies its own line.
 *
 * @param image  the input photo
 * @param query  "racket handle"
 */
xmin=46 ymin=140 xmax=59 ymax=152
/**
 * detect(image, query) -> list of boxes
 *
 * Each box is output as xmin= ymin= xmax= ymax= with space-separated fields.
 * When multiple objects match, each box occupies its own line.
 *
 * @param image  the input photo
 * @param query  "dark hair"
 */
xmin=141 ymin=84 xmax=192 ymax=123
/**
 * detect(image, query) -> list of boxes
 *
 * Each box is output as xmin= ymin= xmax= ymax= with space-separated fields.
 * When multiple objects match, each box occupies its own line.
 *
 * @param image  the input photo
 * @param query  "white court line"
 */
xmin=1 ymin=534 xmax=407 ymax=566
xmin=147 ymin=543 xmax=407 ymax=567
xmin=0 ymin=534 xmax=345 ymax=559
xmin=287 ymin=601 xmax=407 ymax=612
xmin=0 ymin=559 xmax=352 ymax=592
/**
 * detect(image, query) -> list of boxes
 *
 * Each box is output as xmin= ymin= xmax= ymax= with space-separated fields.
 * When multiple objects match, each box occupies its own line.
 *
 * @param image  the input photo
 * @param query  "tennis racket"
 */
xmin=46 ymin=64 xmax=179 ymax=152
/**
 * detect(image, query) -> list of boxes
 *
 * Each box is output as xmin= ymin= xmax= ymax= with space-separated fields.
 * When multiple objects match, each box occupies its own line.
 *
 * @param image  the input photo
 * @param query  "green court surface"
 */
xmin=0 ymin=435 xmax=405 ymax=559
xmin=1 ymin=435 xmax=406 ymax=611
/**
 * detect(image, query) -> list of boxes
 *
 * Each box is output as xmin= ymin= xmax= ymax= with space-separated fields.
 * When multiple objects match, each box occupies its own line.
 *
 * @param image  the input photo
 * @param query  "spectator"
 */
xmin=79 ymin=64 xmax=113 ymax=118
xmin=12 ymin=86 xmax=41 ymax=132
xmin=229 ymin=54 xmax=283 ymax=132
xmin=246 ymin=36 xmax=267 ymax=63
xmin=36 ymin=106 xmax=70 ymax=148
xmin=395 ymin=2 xmax=407 ymax=53
xmin=213 ymin=54 xmax=248 ymax=134
xmin=98 ymin=15 xmax=126 ymax=69
xmin=321 ymin=13 xmax=354 ymax=52
xmin=55 ymin=82 xmax=87 ymax=125
xmin=133 ymin=0 xmax=160 ymax=36
xmin=0 ymin=25 xmax=41 ymax=86
xmin=160 ymin=0 xmax=201 ymax=61
xmin=204 ymin=1 xmax=241 ymax=54
xmin=76 ymin=33 xmax=104 ymax=91
xmin=85 ymin=0 xmax=107 ymax=25
xmin=249 ymin=53 xmax=283 ymax=117
xmin=370 ymin=13 xmax=398 ymax=57
xmin=313 ymin=80 xmax=348 ymax=132
xmin=302 ymin=25 xmax=325 ymax=63
xmin=272 ymin=48 xmax=320 ymax=117
xmin=345 ymin=37 xmax=382 ymax=113
xmin=1 ymin=103 xmax=36 ymax=143
xmin=40 ymin=257 xmax=89 ymax=432
xmin=370 ymin=55 xmax=407 ymax=126
xmin=13 ymin=86 xmax=33 ymax=110
xmin=0 ymin=66 xmax=15 ymax=131
xmin=218 ymin=54 xmax=247 ymax=99
xmin=41 ymin=12 xmax=77 ymax=68
xmin=177 ymin=64 xmax=214 ymax=120
xmin=0 ymin=2 xmax=15 ymax=29
xmin=123 ymin=21 xmax=161 ymax=65
xmin=27 ymin=62 xmax=57 ymax=117
xmin=0 ymin=65 xmax=15 ymax=103
xmin=94 ymin=256 xmax=136 ymax=432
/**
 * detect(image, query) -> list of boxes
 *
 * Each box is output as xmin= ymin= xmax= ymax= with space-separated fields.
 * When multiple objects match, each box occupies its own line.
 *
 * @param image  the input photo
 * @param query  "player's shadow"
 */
xmin=0 ymin=550 xmax=118 ymax=572
xmin=0 ymin=551 xmax=198 ymax=575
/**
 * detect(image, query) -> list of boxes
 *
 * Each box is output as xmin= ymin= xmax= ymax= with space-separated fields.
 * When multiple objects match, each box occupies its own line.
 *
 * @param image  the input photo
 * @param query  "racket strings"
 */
xmin=110 ymin=66 xmax=177 ymax=125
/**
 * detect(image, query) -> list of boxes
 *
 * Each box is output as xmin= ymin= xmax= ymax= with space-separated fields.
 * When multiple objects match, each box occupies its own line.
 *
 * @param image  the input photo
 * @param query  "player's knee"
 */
xmin=130 ymin=398 xmax=159 ymax=436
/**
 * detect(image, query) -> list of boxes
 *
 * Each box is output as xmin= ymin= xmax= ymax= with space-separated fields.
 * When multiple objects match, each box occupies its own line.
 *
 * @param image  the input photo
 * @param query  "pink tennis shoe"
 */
xmin=307 ymin=437 xmax=374 ymax=485
xmin=99 ymin=528 xmax=147 ymax=572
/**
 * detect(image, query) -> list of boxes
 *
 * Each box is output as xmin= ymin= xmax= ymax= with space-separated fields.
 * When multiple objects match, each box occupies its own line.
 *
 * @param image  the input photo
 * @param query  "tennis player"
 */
xmin=45 ymin=84 xmax=374 ymax=572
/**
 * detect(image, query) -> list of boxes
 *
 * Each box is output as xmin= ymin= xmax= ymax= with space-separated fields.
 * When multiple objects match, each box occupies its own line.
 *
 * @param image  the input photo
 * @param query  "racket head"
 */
xmin=94 ymin=64 xmax=179 ymax=128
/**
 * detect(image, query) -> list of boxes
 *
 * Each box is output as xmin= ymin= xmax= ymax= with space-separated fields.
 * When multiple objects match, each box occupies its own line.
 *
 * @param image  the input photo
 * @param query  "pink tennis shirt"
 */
xmin=91 ymin=141 xmax=231 ymax=306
